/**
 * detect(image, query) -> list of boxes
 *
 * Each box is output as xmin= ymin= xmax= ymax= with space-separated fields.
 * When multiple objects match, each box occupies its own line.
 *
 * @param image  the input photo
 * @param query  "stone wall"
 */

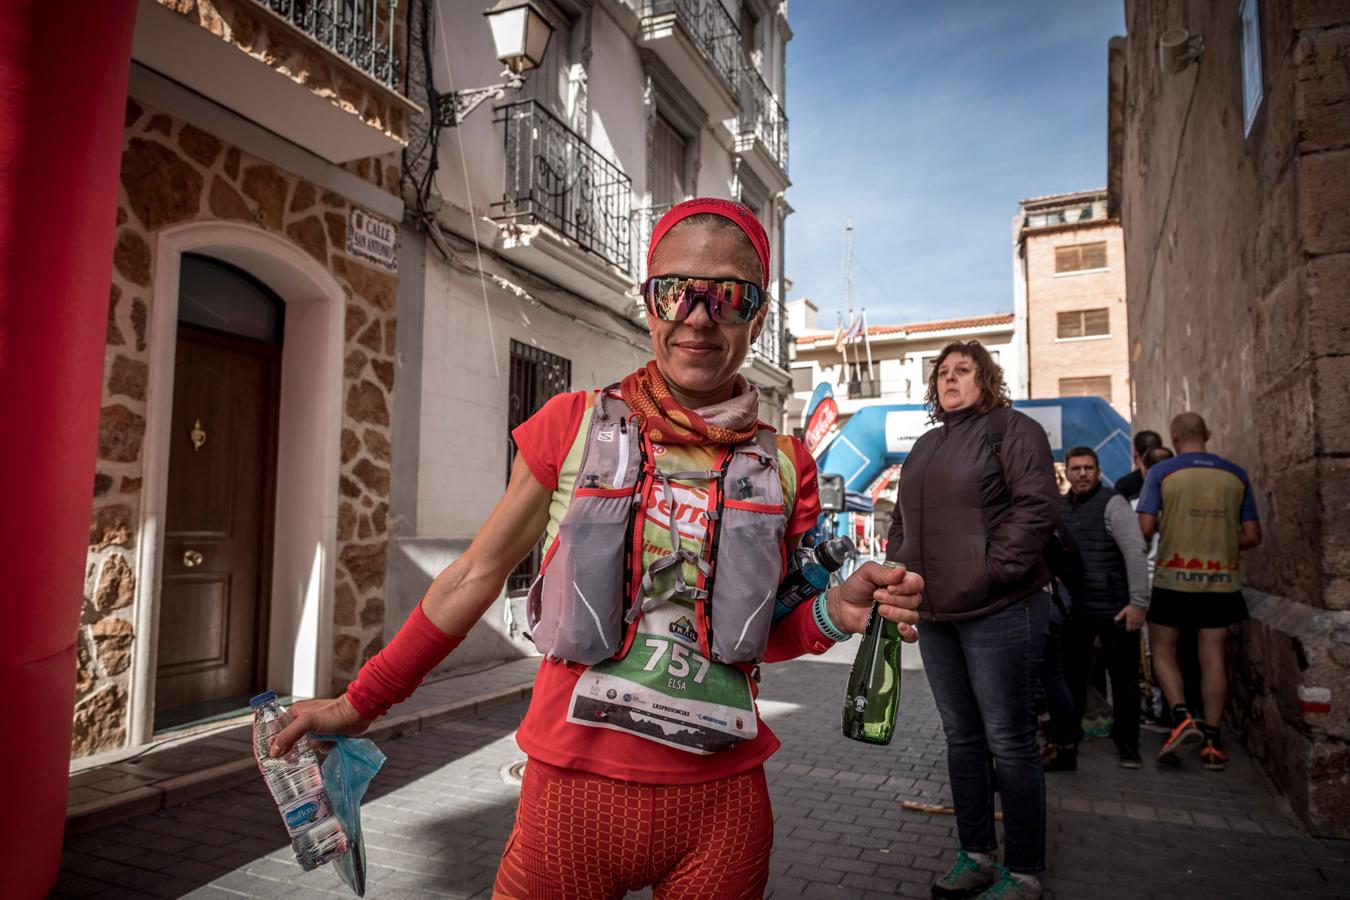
xmin=1117 ymin=0 xmax=1350 ymax=835
xmin=74 ymin=98 xmax=399 ymax=757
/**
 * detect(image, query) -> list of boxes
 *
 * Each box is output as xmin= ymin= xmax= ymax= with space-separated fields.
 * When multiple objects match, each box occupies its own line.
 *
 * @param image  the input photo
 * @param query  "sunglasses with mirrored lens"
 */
xmin=642 ymin=275 xmax=766 ymax=325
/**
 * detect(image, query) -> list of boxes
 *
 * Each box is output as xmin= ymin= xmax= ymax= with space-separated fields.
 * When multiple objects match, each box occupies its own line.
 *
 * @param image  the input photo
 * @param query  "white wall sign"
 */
xmin=1017 ymin=405 xmax=1064 ymax=450
xmin=347 ymin=207 xmax=399 ymax=272
xmin=884 ymin=410 xmax=935 ymax=454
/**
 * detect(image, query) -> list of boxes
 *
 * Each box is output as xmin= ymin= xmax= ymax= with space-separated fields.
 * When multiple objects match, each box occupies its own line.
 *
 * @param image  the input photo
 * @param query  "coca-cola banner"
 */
xmin=804 ymin=396 xmax=839 ymax=457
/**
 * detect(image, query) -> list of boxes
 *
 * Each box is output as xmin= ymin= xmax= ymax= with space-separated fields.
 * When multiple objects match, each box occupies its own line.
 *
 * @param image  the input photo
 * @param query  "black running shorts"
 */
xmin=1147 ymin=588 xmax=1248 ymax=629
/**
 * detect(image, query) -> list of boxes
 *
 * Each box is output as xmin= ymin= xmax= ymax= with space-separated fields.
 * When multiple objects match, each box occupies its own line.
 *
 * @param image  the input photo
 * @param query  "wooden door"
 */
xmin=155 ymin=325 xmax=279 ymax=731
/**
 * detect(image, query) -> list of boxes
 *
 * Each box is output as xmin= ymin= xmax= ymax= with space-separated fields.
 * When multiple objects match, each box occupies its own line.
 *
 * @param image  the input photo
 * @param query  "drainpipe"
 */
xmin=0 ymin=2 xmax=138 ymax=895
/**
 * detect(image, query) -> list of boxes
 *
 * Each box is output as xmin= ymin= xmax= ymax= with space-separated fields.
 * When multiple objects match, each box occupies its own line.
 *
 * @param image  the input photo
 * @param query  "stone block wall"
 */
xmin=1118 ymin=0 xmax=1350 ymax=834
xmin=75 ymin=98 xmax=399 ymax=757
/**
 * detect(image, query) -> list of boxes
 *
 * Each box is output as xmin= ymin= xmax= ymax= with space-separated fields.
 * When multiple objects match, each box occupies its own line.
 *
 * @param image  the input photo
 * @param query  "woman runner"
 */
xmin=271 ymin=199 xmax=924 ymax=898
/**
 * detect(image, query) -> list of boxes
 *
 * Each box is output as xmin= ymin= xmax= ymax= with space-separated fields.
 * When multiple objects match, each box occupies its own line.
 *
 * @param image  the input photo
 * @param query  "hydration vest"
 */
xmin=525 ymin=387 xmax=789 ymax=666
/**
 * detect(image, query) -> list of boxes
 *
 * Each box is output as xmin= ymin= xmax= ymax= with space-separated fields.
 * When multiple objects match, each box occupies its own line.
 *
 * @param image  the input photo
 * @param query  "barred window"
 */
xmin=1054 ymin=241 xmax=1108 ymax=273
xmin=1057 ymin=308 xmax=1110 ymax=339
xmin=1059 ymin=376 xmax=1112 ymax=402
xmin=507 ymin=340 xmax=571 ymax=592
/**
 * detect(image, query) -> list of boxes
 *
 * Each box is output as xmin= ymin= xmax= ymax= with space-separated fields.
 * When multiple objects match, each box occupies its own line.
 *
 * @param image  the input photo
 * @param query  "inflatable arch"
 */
xmin=816 ymin=398 xmax=1133 ymax=494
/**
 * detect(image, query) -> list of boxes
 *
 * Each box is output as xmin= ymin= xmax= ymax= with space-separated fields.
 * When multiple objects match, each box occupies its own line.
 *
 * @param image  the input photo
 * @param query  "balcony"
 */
xmin=132 ymin=0 xmax=416 ymax=164
xmin=493 ymin=100 xmax=636 ymax=313
xmin=746 ymin=294 xmax=789 ymax=375
xmin=631 ymin=203 xmax=674 ymax=285
xmin=735 ymin=66 xmax=789 ymax=191
xmin=847 ymin=374 xmax=881 ymax=399
xmin=256 ymin=0 xmax=399 ymax=88
xmin=639 ymin=0 xmax=742 ymax=122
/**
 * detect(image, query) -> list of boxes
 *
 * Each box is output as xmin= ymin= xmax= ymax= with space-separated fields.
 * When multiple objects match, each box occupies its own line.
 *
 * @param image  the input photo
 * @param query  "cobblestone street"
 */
xmin=55 ymin=644 xmax=1350 ymax=899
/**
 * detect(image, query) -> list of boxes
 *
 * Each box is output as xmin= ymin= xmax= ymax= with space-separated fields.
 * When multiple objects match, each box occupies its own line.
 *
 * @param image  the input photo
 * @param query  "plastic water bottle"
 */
xmin=772 ymin=536 xmax=856 ymax=621
xmin=251 ymin=691 xmax=349 ymax=870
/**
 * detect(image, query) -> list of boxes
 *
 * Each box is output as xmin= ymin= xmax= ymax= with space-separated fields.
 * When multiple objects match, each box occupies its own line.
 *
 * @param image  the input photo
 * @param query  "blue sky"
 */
xmin=784 ymin=0 xmax=1125 ymax=329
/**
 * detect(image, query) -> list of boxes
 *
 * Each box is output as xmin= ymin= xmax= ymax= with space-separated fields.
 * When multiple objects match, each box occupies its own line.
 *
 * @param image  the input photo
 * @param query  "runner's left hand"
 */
xmin=827 ymin=561 xmax=923 ymax=642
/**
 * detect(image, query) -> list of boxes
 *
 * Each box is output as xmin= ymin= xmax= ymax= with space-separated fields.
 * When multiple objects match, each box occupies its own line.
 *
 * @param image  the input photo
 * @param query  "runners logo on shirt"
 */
xmin=669 ymin=616 xmax=698 ymax=644
xmin=643 ymin=482 xmax=711 ymax=541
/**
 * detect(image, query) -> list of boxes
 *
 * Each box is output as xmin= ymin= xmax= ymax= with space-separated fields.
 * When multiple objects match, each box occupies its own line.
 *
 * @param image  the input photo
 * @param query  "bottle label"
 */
xmin=281 ymin=790 xmax=332 ymax=834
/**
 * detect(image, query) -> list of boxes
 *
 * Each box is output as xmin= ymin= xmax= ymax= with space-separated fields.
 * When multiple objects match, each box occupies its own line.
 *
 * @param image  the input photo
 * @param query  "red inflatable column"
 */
xmin=0 ymin=2 xmax=138 ymax=896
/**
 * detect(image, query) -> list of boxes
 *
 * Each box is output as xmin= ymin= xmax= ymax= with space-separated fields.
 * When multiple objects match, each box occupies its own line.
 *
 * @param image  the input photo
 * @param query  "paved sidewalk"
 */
xmin=65 ymin=657 xmax=542 ymax=835
xmin=56 ymin=643 xmax=1350 ymax=899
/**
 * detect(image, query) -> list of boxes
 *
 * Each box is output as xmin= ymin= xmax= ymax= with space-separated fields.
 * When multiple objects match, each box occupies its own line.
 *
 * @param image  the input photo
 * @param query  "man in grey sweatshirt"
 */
xmin=1060 ymin=446 xmax=1151 ymax=768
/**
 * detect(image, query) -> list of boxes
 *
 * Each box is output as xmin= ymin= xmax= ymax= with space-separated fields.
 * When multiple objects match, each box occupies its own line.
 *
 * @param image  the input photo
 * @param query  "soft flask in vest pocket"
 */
xmin=526 ymin=404 xmax=641 ymax=665
xmin=706 ymin=438 xmax=787 ymax=663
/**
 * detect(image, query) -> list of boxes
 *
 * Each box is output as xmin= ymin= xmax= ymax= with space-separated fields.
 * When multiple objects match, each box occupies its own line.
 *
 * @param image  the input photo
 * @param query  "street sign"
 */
xmin=347 ymin=207 xmax=399 ymax=272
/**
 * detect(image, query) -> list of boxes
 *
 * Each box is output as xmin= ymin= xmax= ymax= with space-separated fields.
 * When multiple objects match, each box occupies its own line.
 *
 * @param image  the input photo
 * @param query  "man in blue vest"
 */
xmin=1061 ymin=446 xmax=1151 ymax=768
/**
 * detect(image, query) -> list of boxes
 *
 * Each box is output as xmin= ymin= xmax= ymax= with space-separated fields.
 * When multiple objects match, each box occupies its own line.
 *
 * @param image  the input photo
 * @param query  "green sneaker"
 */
xmin=975 ymin=867 xmax=1043 ymax=899
xmin=931 ymin=849 xmax=997 ymax=899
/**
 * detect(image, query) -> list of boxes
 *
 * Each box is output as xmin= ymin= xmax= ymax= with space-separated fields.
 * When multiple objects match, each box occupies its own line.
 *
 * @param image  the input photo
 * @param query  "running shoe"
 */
xmin=1200 ymin=738 xmax=1229 ymax=771
xmin=1118 ymin=746 xmax=1143 ymax=769
xmin=975 ymin=868 xmax=1042 ymax=899
xmin=931 ymin=848 xmax=997 ymax=899
xmin=1157 ymin=713 xmax=1203 ymax=765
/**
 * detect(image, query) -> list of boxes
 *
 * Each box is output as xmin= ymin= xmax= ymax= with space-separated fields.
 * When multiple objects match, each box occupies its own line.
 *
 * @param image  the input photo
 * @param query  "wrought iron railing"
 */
xmin=738 ymin=66 xmax=789 ymax=175
xmin=506 ymin=340 xmax=571 ymax=592
xmin=642 ymin=0 xmax=741 ymax=95
xmin=749 ymin=294 xmax=788 ymax=370
xmin=496 ymin=100 xmax=634 ymax=273
xmin=254 ymin=0 xmax=400 ymax=88
xmin=631 ymin=203 xmax=674 ymax=286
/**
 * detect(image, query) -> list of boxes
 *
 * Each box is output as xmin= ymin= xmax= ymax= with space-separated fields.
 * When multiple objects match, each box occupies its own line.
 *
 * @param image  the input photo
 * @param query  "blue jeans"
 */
xmin=920 ymin=589 xmax=1050 ymax=875
xmin=1039 ymin=588 xmax=1080 ymax=748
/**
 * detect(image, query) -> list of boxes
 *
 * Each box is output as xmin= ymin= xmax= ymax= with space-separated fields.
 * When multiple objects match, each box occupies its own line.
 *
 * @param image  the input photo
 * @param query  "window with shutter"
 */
xmin=1057 ymin=308 xmax=1110 ymax=339
xmin=1058 ymin=376 xmax=1112 ymax=402
xmin=1054 ymin=241 xmax=1108 ymax=273
xmin=652 ymin=114 xmax=688 ymax=207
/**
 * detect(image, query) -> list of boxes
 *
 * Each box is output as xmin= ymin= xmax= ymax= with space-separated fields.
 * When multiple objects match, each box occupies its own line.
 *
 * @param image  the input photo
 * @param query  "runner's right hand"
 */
xmin=269 ymin=694 xmax=372 ymax=758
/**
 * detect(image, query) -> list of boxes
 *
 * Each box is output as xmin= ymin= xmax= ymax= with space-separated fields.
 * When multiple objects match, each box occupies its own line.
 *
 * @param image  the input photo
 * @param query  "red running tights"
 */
xmin=493 ymin=759 xmax=773 ymax=899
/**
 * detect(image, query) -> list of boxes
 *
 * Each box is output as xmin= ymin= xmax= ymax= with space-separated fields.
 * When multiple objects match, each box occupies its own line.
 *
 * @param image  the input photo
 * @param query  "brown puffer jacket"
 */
xmin=885 ymin=405 xmax=1060 ymax=622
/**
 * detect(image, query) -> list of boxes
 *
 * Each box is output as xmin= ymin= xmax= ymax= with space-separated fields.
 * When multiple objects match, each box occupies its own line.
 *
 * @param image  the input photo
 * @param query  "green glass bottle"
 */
xmin=842 ymin=602 xmax=902 ymax=744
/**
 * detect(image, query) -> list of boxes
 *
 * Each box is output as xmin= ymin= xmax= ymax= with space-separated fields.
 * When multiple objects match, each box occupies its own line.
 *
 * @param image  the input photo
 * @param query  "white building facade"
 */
xmin=786 ymin=299 xmax=1023 ymax=428
xmin=389 ymin=0 xmax=793 ymax=671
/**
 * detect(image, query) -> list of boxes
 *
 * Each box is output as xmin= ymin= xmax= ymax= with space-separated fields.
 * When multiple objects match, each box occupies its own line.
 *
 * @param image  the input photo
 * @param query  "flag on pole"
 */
xmin=844 ymin=313 xmax=865 ymax=342
xmin=833 ymin=321 xmax=846 ymax=353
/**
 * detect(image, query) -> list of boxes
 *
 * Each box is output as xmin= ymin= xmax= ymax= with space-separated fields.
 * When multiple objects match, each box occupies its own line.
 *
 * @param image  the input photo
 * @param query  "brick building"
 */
xmin=1113 ymin=0 xmax=1350 ymax=835
xmin=1014 ymin=188 xmax=1132 ymax=420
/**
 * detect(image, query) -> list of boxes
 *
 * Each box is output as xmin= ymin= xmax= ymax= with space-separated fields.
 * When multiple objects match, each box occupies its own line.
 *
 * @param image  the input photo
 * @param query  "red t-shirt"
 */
xmin=510 ymin=390 xmax=829 ymax=784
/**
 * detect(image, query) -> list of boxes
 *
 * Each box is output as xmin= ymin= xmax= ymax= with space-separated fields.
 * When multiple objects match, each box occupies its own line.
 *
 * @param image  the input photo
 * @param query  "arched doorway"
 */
xmin=130 ymin=221 xmax=346 ymax=745
xmin=153 ymin=255 xmax=284 ymax=731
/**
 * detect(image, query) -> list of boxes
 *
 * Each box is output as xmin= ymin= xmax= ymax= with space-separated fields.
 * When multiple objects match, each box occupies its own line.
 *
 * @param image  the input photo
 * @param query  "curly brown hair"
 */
xmin=924 ymin=340 xmax=1012 ymax=421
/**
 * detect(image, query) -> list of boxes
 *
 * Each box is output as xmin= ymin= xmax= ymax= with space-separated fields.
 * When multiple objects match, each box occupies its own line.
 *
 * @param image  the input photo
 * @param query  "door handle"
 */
xmin=183 ymin=550 xmax=204 ymax=568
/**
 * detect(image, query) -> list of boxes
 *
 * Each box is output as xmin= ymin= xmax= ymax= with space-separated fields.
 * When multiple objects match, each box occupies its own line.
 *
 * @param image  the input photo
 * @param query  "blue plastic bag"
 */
xmin=313 ymin=734 xmax=385 ymax=897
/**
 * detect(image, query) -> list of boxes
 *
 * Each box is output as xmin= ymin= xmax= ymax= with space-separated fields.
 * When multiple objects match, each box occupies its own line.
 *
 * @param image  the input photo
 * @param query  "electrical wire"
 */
xmin=433 ymin=0 xmax=501 ymax=379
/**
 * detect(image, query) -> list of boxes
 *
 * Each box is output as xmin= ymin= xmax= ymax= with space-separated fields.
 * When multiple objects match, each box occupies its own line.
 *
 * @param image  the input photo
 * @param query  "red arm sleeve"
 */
xmin=786 ymin=438 xmax=821 ymax=538
xmin=763 ymin=597 xmax=835 ymax=662
xmin=510 ymin=390 xmax=589 ymax=490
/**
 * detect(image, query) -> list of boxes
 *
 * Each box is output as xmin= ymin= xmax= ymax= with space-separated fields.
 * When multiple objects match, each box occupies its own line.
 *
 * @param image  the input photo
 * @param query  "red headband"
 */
xmin=647 ymin=198 xmax=771 ymax=286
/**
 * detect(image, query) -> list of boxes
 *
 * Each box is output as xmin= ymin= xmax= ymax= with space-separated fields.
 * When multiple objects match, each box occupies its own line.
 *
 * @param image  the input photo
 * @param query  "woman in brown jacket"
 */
xmin=886 ymin=340 xmax=1059 ymax=900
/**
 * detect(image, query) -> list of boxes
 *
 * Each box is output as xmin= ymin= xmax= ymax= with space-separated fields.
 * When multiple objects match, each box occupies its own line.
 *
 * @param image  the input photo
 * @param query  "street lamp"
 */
xmin=435 ymin=0 xmax=555 ymax=128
